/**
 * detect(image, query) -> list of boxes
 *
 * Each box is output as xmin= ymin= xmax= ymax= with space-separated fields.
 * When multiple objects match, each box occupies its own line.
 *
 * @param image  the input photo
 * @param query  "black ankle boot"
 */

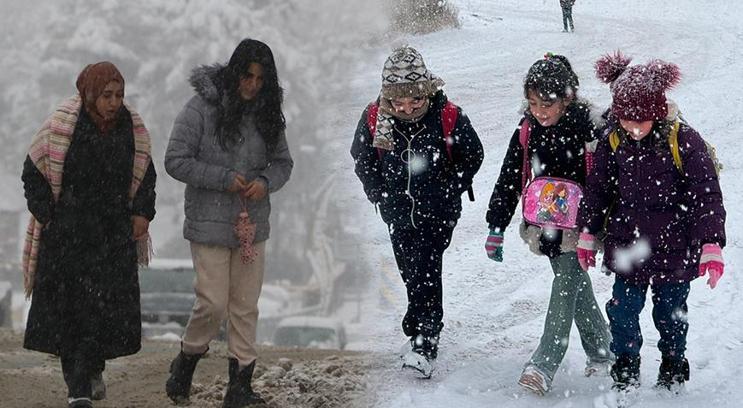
xmin=165 ymin=349 xmax=205 ymax=403
xmin=656 ymin=357 xmax=689 ymax=390
xmin=611 ymin=355 xmax=641 ymax=391
xmin=68 ymin=398 xmax=93 ymax=408
xmin=90 ymin=371 xmax=106 ymax=401
xmin=412 ymin=333 xmax=439 ymax=360
xmin=222 ymin=358 xmax=265 ymax=407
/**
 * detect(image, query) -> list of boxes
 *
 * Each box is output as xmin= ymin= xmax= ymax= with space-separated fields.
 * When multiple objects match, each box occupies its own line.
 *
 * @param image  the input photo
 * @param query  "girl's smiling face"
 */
xmin=527 ymin=89 xmax=571 ymax=127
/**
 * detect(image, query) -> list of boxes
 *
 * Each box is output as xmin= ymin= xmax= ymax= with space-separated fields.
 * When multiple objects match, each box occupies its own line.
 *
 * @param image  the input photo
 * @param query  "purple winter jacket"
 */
xmin=578 ymin=119 xmax=725 ymax=284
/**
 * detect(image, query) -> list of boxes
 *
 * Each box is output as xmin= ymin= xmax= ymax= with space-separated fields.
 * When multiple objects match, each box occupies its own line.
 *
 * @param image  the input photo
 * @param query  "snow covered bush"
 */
xmin=389 ymin=0 xmax=461 ymax=34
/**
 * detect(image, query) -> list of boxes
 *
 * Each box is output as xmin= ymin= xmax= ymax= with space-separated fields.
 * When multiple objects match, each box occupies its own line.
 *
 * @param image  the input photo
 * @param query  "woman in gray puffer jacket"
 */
xmin=164 ymin=38 xmax=293 ymax=408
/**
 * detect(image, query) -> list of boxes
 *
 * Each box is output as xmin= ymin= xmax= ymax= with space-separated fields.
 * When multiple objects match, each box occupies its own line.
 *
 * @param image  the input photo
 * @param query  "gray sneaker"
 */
xmin=399 ymin=338 xmax=414 ymax=357
xmin=518 ymin=365 xmax=552 ymax=395
xmin=585 ymin=360 xmax=613 ymax=377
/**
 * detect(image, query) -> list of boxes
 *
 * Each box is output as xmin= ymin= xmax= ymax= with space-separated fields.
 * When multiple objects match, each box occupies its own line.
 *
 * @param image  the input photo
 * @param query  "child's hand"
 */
xmin=576 ymin=232 xmax=596 ymax=271
xmin=699 ymin=243 xmax=724 ymax=289
xmin=485 ymin=229 xmax=504 ymax=262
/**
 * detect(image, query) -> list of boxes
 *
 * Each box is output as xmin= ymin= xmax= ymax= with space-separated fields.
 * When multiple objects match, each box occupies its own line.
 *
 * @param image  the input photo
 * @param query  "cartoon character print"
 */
xmin=537 ymin=181 xmax=570 ymax=222
xmin=554 ymin=183 xmax=570 ymax=216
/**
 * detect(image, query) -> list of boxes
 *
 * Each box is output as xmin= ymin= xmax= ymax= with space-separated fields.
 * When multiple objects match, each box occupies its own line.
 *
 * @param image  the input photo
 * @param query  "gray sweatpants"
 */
xmin=526 ymin=252 xmax=613 ymax=379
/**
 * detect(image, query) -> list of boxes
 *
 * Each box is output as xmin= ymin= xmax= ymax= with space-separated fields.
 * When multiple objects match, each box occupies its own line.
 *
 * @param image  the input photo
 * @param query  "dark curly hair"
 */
xmin=523 ymin=53 xmax=579 ymax=101
xmin=217 ymin=38 xmax=286 ymax=151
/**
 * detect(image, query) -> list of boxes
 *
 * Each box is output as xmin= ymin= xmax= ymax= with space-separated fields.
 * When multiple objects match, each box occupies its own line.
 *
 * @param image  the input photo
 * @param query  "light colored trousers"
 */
xmin=181 ymin=241 xmax=265 ymax=367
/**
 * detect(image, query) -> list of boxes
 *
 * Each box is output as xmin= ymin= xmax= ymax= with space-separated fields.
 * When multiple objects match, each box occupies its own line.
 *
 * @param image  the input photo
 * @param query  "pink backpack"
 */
xmin=519 ymin=118 xmax=593 ymax=230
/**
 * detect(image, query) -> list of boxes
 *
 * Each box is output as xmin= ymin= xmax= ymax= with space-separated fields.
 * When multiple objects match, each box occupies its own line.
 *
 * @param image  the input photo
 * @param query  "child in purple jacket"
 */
xmin=576 ymin=51 xmax=726 ymax=397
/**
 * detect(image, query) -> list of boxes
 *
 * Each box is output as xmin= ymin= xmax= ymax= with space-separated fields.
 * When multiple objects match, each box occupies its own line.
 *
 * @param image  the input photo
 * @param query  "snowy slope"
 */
xmin=335 ymin=1 xmax=743 ymax=407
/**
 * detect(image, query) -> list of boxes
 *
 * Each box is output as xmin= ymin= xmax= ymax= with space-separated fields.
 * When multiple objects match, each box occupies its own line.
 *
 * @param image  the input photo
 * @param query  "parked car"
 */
xmin=0 ymin=280 xmax=11 ymax=328
xmin=138 ymin=259 xmax=196 ymax=338
xmin=138 ymin=259 xmax=292 ymax=340
xmin=272 ymin=315 xmax=347 ymax=350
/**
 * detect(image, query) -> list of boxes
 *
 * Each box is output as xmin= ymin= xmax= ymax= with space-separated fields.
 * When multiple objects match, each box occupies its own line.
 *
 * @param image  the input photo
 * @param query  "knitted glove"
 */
xmin=485 ymin=229 xmax=504 ymax=262
xmin=576 ymin=232 xmax=597 ymax=271
xmin=699 ymin=243 xmax=724 ymax=289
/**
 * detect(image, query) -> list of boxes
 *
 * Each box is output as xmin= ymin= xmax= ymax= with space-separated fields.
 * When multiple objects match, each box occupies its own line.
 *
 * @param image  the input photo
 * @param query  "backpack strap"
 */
xmin=519 ymin=117 xmax=532 ymax=192
xmin=365 ymin=102 xmax=384 ymax=160
xmin=441 ymin=101 xmax=458 ymax=161
xmin=667 ymin=120 xmax=683 ymax=173
xmin=609 ymin=130 xmax=621 ymax=152
xmin=440 ymin=101 xmax=475 ymax=201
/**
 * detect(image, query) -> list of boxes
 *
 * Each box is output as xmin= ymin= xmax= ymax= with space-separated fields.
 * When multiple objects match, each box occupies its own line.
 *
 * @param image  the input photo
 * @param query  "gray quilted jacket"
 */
xmin=165 ymin=65 xmax=293 ymax=247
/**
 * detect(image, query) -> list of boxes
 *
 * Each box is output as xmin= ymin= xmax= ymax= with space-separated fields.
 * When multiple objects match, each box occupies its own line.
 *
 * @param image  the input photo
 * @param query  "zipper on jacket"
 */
xmin=394 ymin=124 xmax=427 ymax=229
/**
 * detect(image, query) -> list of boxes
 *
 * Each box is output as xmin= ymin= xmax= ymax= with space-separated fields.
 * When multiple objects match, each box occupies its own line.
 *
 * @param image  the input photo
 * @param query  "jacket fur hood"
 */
xmin=188 ymin=64 xmax=225 ymax=105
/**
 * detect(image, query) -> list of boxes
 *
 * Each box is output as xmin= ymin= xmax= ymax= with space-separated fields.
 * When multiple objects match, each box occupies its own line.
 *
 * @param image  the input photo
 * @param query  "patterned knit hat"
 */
xmin=381 ymin=46 xmax=445 ymax=100
xmin=595 ymin=51 xmax=681 ymax=121
xmin=372 ymin=47 xmax=445 ymax=150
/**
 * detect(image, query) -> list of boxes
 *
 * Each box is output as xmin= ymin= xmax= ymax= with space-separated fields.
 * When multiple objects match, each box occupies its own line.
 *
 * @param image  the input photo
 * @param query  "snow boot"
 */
xmin=610 ymin=355 xmax=641 ymax=406
xmin=401 ymin=334 xmax=438 ymax=379
xmin=611 ymin=355 xmax=641 ymax=391
xmin=68 ymin=397 xmax=93 ymax=408
xmin=655 ymin=356 xmax=689 ymax=392
xmin=400 ymin=337 xmax=414 ymax=357
xmin=222 ymin=358 xmax=265 ymax=407
xmin=165 ymin=348 xmax=205 ymax=404
xmin=585 ymin=359 xmax=613 ymax=377
xmin=90 ymin=371 xmax=106 ymax=401
xmin=518 ymin=365 xmax=552 ymax=395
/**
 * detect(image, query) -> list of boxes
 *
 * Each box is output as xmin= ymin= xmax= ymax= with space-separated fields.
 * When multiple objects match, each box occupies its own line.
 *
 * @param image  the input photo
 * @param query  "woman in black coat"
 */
xmin=21 ymin=62 xmax=156 ymax=408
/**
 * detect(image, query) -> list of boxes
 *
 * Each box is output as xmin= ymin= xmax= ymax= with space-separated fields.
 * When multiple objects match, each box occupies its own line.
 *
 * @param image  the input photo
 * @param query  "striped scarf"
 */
xmin=22 ymin=95 xmax=153 ymax=297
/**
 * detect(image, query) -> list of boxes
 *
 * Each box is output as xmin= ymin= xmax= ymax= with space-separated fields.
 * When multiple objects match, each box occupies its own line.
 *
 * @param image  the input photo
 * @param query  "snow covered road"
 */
xmin=336 ymin=1 xmax=743 ymax=406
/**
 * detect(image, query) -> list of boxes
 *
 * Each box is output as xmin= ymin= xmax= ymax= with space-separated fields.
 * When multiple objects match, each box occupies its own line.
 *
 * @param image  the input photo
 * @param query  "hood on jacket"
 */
xmin=188 ymin=64 xmax=226 ymax=105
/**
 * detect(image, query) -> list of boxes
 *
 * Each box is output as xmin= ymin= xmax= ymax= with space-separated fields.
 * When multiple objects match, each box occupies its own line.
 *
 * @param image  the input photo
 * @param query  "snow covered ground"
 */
xmin=335 ymin=1 xmax=743 ymax=407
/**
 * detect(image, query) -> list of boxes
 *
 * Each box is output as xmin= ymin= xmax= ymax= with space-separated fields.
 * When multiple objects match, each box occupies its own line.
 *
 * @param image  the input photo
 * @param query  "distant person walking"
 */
xmin=21 ymin=61 xmax=156 ymax=408
xmin=560 ymin=0 xmax=575 ymax=32
xmin=164 ymin=38 xmax=293 ymax=408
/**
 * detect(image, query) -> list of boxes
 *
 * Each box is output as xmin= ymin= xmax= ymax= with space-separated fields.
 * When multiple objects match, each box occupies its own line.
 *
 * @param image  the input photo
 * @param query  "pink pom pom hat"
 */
xmin=595 ymin=51 xmax=681 ymax=121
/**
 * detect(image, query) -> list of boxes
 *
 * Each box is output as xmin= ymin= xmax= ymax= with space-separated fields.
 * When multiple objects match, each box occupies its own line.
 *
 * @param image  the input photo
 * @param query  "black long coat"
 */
xmin=21 ymin=107 xmax=156 ymax=359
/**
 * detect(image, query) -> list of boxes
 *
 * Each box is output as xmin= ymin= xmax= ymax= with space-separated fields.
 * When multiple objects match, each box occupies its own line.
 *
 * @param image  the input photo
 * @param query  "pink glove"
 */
xmin=576 ymin=232 xmax=597 ymax=271
xmin=699 ymin=243 xmax=724 ymax=289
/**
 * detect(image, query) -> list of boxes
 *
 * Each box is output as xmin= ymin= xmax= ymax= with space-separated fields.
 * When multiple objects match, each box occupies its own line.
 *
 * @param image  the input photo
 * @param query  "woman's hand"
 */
xmin=243 ymin=178 xmax=268 ymax=200
xmin=227 ymin=174 xmax=249 ymax=193
xmin=132 ymin=215 xmax=150 ymax=241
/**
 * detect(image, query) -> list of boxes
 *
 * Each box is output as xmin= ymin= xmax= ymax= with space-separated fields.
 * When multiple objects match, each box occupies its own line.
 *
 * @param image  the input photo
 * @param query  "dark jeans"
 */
xmin=562 ymin=7 xmax=574 ymax=31
xmin=389 ymin=222 xmax=455 ymax=339
xmin=606 ymin=275 xmax=690 ymax=359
